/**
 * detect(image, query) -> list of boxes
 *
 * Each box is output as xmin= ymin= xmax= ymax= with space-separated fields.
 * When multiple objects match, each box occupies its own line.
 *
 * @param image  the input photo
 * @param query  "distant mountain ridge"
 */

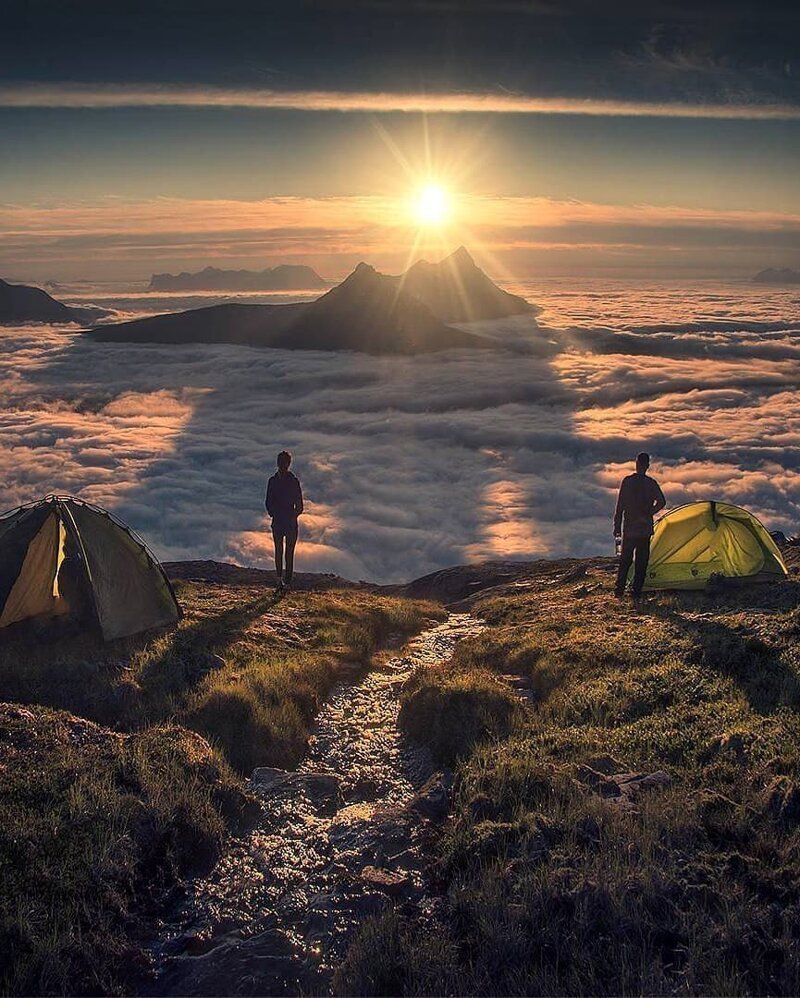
xmin=0 ymin=278 xmax=111 ymax=325
xmin=148 ymin=264 xmax=327 ymax=292
xmin=88 ymin=248 xmax=537 ymax=355
xmin=753 ymin=268 xmax=800 ymax=285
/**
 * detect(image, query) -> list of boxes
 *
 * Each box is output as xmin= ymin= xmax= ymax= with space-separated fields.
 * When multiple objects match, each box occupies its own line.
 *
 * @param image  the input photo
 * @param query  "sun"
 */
xmin=413 ymin=183 xmax=450 ymax=226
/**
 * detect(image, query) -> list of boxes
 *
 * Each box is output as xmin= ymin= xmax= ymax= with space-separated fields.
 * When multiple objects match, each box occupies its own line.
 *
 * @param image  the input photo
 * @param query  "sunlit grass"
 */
xmin=339 ymin=568 xmax=800 ymax=996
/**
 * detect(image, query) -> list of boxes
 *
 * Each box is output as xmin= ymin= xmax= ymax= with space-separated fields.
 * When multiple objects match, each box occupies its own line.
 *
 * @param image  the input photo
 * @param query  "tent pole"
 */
xmin=59 ymin=500 xmax=105 ymax=639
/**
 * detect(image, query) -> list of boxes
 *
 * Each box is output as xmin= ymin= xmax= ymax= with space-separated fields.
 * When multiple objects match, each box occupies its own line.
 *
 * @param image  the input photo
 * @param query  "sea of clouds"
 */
xmin=1 ymin=278 xmax=798 ymax=583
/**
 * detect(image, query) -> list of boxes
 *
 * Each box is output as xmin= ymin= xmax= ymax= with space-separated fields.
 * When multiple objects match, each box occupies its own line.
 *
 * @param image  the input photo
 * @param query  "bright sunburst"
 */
xmin=413 ymin=183 xmax=450 ymax=226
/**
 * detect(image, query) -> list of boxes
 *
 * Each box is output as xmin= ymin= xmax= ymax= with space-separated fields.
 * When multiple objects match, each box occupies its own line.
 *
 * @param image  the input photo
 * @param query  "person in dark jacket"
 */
xmin=265 ymin=450 xmax=304 ymax=590
xmin=613 ymin=452 xmax=666 ymax=598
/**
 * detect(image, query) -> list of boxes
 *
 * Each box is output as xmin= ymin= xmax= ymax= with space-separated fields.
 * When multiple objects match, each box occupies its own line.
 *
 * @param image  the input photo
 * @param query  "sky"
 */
xmin=2 ymin=0 xmax=800 ymax=280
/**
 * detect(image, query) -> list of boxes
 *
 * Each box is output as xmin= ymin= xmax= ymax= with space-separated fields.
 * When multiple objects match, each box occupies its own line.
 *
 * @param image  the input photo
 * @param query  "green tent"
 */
xmin=642 ymin=501 xmax=788 ymax=591
xmin=0 ymin=495 xmax=181 ymax=640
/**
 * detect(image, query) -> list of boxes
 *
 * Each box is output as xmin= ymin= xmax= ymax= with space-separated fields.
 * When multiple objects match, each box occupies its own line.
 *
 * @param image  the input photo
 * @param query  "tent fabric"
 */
xmin=0 ymin=495 xmax=180 ymax=640
xmin=0 ymin=505 xmax=51 ymax=612
xmin=641 ymin=501 xmax=788 ymax=590
xmin=0 ymin=513 xmax=65 ymax=627
xmin=69 ymin=501 xmax=179 ymax=641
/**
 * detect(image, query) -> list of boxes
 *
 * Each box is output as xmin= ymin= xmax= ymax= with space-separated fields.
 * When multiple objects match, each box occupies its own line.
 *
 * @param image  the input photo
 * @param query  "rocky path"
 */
xmin=147 ymin=613 xmax=481 ymax=997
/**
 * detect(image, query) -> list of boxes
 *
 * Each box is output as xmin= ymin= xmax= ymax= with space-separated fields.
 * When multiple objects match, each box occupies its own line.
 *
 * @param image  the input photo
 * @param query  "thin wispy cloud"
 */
xmin=4 ymin=195 xmax=799 ymax=279
xmin=2 ymin=82 xmax=800 ymax=120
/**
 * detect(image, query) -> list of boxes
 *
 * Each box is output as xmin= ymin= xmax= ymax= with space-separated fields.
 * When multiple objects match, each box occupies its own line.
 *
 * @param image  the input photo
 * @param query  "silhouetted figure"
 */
xmin=265 ymin=450 xmax=304 ymax=591
xmin=614 ymin=452 xmax=666 ymax=598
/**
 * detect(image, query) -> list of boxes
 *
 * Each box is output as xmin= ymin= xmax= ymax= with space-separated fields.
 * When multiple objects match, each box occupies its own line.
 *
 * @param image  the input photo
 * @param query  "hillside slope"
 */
xmin=0 ymin=277 xmax=110 ymax=325
xmin=0 ymin=579 xmax=439 ymax=994
xmin=4 ymin=551 xmax=800 ymax=995
xmin=339 ymin=551 xmax=800 ymax=996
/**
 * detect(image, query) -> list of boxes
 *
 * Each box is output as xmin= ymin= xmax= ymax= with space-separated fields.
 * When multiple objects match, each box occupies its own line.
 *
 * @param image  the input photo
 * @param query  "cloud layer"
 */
xmin=2 ymin=83 xmax=799 ymax=120
xmin=0 ymin=280 xmax=798 ymax=582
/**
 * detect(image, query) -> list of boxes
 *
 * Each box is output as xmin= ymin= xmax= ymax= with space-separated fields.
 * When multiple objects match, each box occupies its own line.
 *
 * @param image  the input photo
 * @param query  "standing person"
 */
xmin=613 ymin=452 xmax=666 ymax=599
xmin=265 ymin=450 xmax=304 ymax=591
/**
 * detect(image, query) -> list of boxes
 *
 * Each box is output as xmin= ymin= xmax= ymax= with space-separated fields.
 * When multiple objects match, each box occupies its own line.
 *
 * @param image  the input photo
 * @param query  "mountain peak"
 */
xmin=397 ymin=249 xmax=538 ymax=322
xmin=447 ymin=245 xmax=475 ymax=266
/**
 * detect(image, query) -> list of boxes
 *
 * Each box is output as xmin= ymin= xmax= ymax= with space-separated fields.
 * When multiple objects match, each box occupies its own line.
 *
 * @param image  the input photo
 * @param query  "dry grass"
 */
xmin=0 ymin=580 xmax=441 ymax=994
xmin=0 ymin=583 xmax=442 ymax=773
xmin=338 ymin=564 xmax=800 ymax=996
xmin=0 ymin=706 xmax=240 ymax=995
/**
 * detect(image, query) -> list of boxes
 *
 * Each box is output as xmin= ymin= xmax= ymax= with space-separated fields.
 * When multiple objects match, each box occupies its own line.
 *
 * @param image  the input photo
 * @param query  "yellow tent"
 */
xmin=0 ymin=495 xmax=181 ymax=640
xmin=642 ymin=501 xmax=788 ymax=591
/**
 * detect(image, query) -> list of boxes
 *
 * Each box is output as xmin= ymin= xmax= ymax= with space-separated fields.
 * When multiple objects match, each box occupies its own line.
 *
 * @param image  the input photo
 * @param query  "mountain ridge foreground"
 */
xmin=87 ymin=248 xmax=535 ymax=353
xmin=3 ymin=547 xmax=800 ymax=995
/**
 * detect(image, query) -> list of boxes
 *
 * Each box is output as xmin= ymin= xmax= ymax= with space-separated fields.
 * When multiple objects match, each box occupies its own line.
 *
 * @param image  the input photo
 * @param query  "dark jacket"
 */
xmin=266 ymin=471 xmax=304 ymax=529
xmin=614 ymin=473 xmax=666 ymax=539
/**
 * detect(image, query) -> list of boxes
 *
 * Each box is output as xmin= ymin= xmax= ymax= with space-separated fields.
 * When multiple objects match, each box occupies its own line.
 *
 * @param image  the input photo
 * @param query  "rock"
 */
xmin=407 ymin=770 xmax=454 ymax=822
xmin=358 ymin=865 xmax=412 ymax=897
xmin=349 ymin=775 xmax=380 ymax=801
xmin=295 ymin=773 xmax=342 ymax=815
xmin=156 ymin=928 xmax=313 ymax=996
xmin=610 ymin=771 xmax=672 ymax=797
xmin=251 ymin=767 xmax=291 ymax=791
xmin=578 ymin=766 xmax=672 ymax=802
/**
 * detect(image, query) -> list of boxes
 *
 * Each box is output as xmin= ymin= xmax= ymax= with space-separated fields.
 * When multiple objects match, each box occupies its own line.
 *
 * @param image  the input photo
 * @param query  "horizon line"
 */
xmin=2 ymin=82 xmax=800 ymax=121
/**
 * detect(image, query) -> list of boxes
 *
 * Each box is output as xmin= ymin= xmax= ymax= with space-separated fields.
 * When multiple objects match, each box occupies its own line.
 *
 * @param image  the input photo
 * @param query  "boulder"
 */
xmin=155 ymin=928 xmax=313 ymax=996
xmin=407 ymin=770 xmax=454 ymax=822
xmin=251 ymin=766 xmax=290 ymax=790
xmin=578 ymin=765 xmax=672 ymax=803
xmin=609 ymin=771 xmax=672 ymax=797
xmin=358 ymin=865 xmax=413 ymax=897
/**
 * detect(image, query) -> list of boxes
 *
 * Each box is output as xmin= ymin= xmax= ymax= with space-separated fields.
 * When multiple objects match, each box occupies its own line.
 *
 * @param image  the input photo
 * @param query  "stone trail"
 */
xmin=146 ymin=613 xmax=482 ymax=997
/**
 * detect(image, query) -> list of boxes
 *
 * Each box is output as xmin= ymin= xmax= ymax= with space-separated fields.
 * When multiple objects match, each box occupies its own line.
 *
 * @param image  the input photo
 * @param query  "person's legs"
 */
xmin=283 ymin=524 xmax=298 ymax=585
xmin=631 ymin=538 xmax=651 ymax=596
xmin=615 ymin=537 xmax=636 ymax=595
xmin=272 ymin=525 xmax=284 ymax=583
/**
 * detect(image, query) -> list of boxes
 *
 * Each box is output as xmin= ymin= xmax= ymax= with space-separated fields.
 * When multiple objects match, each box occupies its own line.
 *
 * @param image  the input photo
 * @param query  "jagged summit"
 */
xmin=396 ymin=246 xmax=538 ymax=322
xmin=283 ymin=258 xmax=490 ymax=353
